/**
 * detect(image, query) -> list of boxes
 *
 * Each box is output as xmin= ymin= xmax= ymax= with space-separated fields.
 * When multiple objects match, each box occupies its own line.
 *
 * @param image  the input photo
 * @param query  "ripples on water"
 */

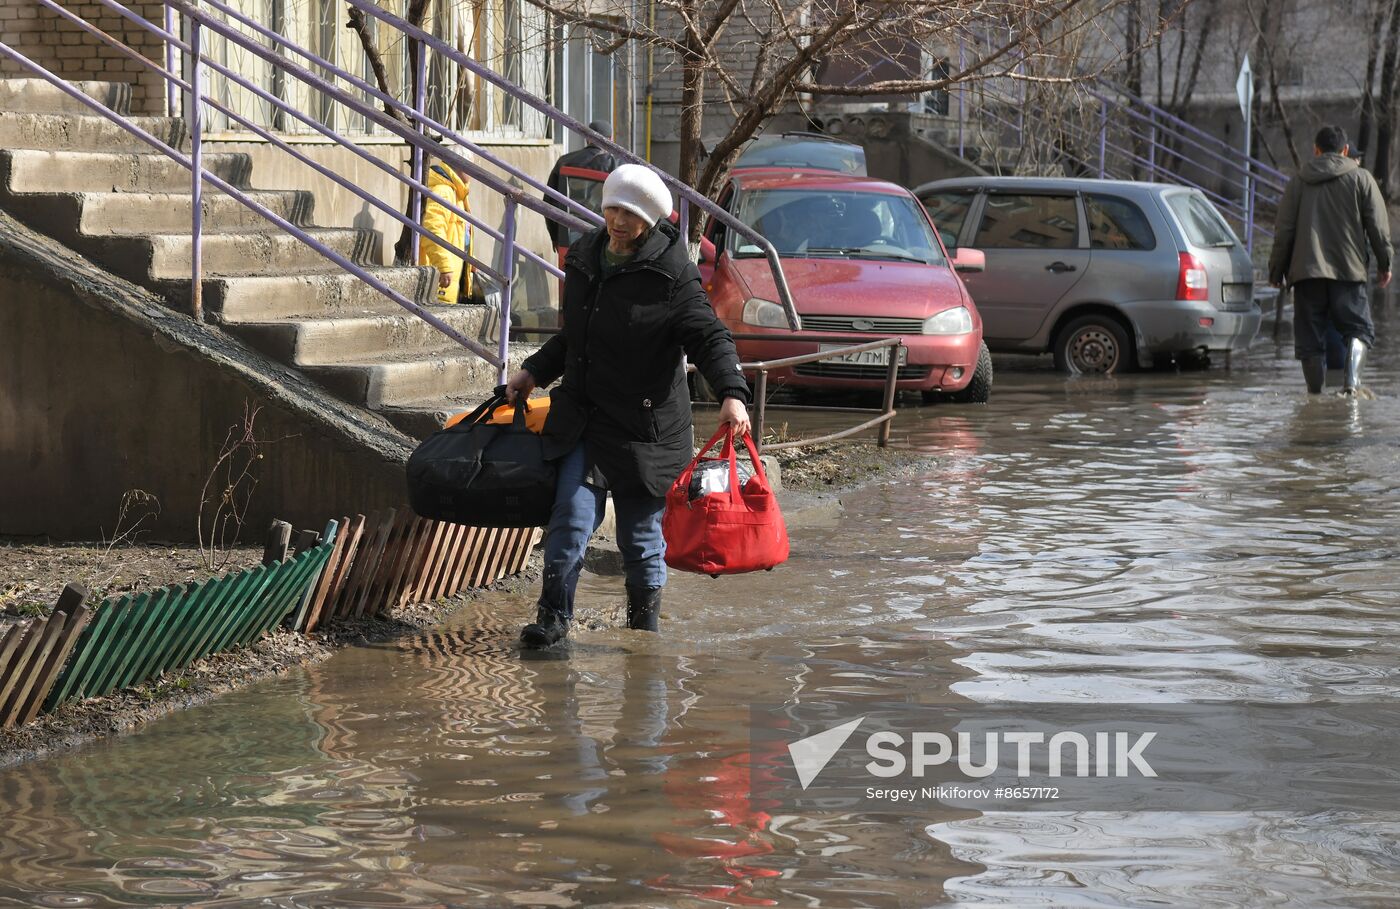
xmin=4 ymin=309 xmax=1400 ymax=907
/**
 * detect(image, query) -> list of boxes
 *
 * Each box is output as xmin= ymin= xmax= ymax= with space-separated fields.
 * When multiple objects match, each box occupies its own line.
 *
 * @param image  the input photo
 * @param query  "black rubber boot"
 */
xmin=1301 ymin=356 xmax=1326 ymax=394
xmin=625 ymin=585 xmax=662 ymax=632
xmin=520 ymin=606 xmax=570 ymax=649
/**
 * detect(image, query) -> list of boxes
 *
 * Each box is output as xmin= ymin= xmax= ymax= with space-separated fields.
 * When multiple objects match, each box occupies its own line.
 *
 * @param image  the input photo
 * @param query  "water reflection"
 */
xmin=4 ymin=302 xmax=1400 ymax=905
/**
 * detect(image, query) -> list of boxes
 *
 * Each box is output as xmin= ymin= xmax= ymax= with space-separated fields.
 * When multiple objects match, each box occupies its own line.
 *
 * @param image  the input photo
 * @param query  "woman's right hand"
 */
xmin=505 ymin=368 xmax=536 ymax=404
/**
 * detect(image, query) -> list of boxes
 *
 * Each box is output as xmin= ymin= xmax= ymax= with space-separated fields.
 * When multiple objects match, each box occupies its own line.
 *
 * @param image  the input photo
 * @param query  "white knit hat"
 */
xmin=601 ymin=163 xmax=672 ymax=227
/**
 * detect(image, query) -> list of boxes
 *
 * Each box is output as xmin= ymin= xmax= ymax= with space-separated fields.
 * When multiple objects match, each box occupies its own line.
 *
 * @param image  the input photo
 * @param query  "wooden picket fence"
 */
xmin=42 ymin=525 xmax=339 ymax=711
xmin=0 ymin=584 xmax=92 ymax=729
xmin=293 ymin=507 xmax=538 ymax=633
xmin=0 ymin=510 xmax=539 ymax=728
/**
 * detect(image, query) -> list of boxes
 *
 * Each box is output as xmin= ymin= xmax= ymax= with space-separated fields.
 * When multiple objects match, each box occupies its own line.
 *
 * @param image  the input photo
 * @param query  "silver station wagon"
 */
xmin=914 ymin=176 xmax=1261 ymax=374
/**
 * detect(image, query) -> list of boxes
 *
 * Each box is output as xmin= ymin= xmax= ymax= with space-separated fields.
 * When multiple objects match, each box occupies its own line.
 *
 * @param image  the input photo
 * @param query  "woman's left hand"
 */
xmin=718 ymin=397 xmax=752 ymax=438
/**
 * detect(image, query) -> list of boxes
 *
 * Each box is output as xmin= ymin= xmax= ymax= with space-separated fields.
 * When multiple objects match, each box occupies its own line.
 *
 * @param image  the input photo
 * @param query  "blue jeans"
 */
xmin=539 ymin=444 xmax=667 ymax=619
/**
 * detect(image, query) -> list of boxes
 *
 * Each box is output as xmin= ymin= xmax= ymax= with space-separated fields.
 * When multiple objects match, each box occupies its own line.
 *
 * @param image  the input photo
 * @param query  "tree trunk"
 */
xmin=1357 ymin=0 xmax=1390 ymax=161
xmin=677 ymin=49 xmax=706 ymax=190
xmin=1125 ymin=0 xmax=1144 ymax=178
xmin=1374 ymin=0 xmax=1400 ymax=197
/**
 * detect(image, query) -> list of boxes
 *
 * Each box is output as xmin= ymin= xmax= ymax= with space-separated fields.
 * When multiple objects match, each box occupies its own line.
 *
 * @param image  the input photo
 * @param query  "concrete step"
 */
xmin=94 ymin=227 xmax=381 ymax=281
xmin=376 ymin=353 xmax=538 ymax=438
xmin=207 ymin=269 xmax=439 ymax=322
xmin=227 ymin=306 xmax=492 ymax=366
xmin=0 ymin=111 xmax=186 ymax=152
xmin=379 ymin=396 xmax=489 ymax=439
xmin=76 ymin=189 xmax=314 ymax=235
xmin=306 ymin=342 xmax=531 ymax=410
xmin=0 ymin=78 xmax=131 ymax=116
xmin=0 ymin=148 xmax=251 ymax=195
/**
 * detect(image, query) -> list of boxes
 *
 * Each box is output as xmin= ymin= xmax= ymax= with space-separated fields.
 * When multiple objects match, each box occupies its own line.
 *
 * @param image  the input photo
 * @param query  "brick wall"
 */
xmin=1 ymin=1 xmax=169 ymax=114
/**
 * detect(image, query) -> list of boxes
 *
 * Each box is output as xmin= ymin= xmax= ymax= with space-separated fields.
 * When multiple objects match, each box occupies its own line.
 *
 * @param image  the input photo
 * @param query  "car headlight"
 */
xmin=922 ymin=306 xmax=973 ymax=335
xmin=742 ymin=298 xmax=788 ymax=328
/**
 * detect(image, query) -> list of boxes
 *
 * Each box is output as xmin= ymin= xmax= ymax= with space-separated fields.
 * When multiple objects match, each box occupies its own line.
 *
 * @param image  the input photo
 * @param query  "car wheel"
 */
xmin=1053 ymin=314 xmax=1131 ymax=375
xmin=949 ymin=342 xmax=993 ymax=403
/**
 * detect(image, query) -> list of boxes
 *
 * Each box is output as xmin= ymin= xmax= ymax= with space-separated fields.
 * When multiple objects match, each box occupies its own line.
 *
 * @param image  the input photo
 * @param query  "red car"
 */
xmin=698 ymin=168 xmax=992 ymax=403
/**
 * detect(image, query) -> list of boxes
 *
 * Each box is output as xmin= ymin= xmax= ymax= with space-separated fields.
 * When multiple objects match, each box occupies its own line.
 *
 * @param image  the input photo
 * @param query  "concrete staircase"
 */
xmin=0 ymin=77 xmax=524 ymax=440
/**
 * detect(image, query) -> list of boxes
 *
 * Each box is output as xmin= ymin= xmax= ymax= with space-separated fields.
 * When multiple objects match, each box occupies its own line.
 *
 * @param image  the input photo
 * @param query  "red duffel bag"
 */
xmin=663 ymin=426 xmax=789 ymax=577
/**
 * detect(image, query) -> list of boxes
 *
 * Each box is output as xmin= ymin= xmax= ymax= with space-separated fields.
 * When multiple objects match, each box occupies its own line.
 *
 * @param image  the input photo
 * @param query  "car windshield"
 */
xmin=731 ymin=188 xmax=946 ymax=265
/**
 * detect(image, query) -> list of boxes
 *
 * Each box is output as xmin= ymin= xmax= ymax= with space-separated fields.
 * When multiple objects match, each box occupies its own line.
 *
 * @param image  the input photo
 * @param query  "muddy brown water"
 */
xmin=5 ymin=301 xmax=1400 ymax=907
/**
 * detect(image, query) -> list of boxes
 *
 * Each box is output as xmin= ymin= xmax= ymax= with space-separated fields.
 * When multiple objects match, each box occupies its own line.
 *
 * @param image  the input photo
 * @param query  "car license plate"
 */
xmin=1221 ymin=283 xmax=1252 ymax=304
xmin=819 ymin=344 xmax=908 ymax=366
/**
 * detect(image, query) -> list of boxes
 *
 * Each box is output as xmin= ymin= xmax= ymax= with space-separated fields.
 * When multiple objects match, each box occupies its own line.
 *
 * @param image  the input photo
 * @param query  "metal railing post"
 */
xmin=409 ymin=38 xmax=427 ymax=265
xmin=498 ymin=200 xmax=518 ymax=385
xmin=1147 ymin=113 xmax=1157 ymax=177
xmin=752 ymin=369 xmax=768 ymax=454
xmin=1244 ymin=162 xmax=1255 ymax=255
xmin=878 ymin=342 xmax=899 ymax=448
xmin=1097 ymin=98 xmax=1108 ymax=179
xmin=189 ymin=17 xmax=203 ymax=321
xmin=163 ymin=2 xmax=176 ymax=117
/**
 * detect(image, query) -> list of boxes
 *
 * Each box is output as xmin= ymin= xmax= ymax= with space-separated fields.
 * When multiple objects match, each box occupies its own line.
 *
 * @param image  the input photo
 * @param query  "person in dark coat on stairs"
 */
xmin=506 ymin=163 xmax=752 ymax=648
xmin=544 ymin=120 xmax=619 ymax=250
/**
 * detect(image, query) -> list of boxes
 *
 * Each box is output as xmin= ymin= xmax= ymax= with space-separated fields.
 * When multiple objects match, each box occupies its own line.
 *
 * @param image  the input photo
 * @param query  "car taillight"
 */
xmin=1177 ymin=252 xmax=1209 ymax=302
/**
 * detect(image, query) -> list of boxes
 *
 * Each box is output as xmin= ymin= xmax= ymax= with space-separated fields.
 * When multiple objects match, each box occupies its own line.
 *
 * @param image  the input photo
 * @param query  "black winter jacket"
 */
xmin=521 ymin=221 xmax=751 ymax=497
xmin=544 ymin=145 xmax=617 ymax=248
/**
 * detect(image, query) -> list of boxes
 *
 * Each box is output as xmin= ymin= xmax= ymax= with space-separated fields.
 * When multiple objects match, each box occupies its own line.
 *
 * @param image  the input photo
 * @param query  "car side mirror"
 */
xmin=699 ymin=236 xmax=717 ymax=265
xmin=953 ymin=247 xmax=986 ymax=273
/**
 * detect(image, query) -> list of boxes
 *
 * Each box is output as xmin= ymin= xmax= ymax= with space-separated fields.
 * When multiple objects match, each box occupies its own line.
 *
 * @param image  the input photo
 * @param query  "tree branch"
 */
xmin=346 ymin=6 xmax=410 ymax=126
xmin=523 ymin=0 xmax=686 ymax=52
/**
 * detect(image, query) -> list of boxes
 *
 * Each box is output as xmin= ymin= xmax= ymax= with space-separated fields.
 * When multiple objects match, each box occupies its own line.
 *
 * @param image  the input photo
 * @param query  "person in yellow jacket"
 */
xmin=418 ymin=156 xmax=474 ymax=304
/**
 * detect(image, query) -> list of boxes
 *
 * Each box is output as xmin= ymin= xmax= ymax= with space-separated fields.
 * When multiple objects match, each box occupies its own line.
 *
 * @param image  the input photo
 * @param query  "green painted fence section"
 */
xmin=43 ymin=526 xmax=337 ymax=711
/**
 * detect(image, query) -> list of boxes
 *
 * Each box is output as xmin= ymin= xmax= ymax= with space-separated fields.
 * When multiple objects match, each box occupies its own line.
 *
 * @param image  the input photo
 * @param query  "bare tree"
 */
xmin=532 ymin=0 xmax=1142 ymax=209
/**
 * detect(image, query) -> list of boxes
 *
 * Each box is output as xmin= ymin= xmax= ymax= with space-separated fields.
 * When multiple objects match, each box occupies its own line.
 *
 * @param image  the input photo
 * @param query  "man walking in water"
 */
xmin=1270 ymin=125 xmax=1393 ymax=395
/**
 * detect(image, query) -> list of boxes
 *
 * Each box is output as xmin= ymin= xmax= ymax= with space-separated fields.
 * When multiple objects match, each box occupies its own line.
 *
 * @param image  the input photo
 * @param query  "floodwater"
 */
xmin=5 ymin=298 xmax=1400 ymax=908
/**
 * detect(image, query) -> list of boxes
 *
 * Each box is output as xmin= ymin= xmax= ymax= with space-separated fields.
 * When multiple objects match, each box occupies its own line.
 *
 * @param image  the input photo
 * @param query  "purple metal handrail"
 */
xmin=178 ymin=0 xmax=610 ymax=380
xmin=0 ymin=39 xmax=502 ymax=367
xmin=37 ymin=0 xmax=511 ymax=287
xmin=8 ymin=0 xmax=803 ymax=393
xmin=187 ymin=0 xmax=598 ymax=231
xmin=343 ymin=0 xmax=803 ymax=333
xmin=973 ymin=91 xmax=1278 ymax=245
xmin=1092 ymin=82 xmax=1288 ymax=183
xmin=952 ymin=39 xmax=1289 ymax=254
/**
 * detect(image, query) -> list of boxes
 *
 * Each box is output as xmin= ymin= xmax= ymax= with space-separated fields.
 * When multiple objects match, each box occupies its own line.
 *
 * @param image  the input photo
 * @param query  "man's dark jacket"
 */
xmin=544 ymin=145 xmax=617 ymax=248
xmin=1269 ymin=153 xmax=1392 ymax=285
xmin=521 ymin=222 xmax=750 ymax=498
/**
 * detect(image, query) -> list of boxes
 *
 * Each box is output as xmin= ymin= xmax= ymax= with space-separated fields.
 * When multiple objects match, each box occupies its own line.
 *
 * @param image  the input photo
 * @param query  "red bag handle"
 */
xmin=677 ymin=425 xmax=772 ymax=504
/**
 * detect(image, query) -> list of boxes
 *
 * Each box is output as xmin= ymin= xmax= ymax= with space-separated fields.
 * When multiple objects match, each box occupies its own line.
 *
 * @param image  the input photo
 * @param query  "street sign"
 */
xmin=1237 ymin=54 xmax=1255 ymax=254
xmin=1236 ymin=54 xmax=1254 ymax=119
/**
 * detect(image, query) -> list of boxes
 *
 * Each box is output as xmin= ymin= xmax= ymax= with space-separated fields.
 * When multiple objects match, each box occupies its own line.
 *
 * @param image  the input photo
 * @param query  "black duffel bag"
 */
xmin=406 ymin=388 xmax=556 ymax=527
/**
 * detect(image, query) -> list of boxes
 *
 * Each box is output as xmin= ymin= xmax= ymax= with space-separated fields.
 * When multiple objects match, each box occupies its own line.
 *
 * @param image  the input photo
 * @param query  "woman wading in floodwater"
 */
xmin=505 ymin=164 xmax=752 ymax=649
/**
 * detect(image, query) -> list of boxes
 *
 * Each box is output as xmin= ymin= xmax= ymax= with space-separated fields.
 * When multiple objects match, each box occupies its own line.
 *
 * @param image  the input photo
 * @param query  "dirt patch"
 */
xmin=0 ymin=552 xmax=542 ymax=770
xmin=0 ymin=537 xmax=263 ymax=623
xmin=771 ymin=440 xmax=932 ymax=492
